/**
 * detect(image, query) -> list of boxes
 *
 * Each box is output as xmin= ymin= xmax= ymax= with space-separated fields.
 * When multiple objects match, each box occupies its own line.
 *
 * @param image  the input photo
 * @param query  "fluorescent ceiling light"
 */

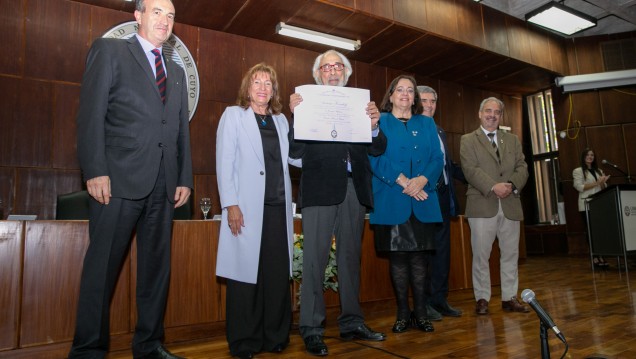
xmin=525 ymin=1 xmax=596 ymax=36
xmin=555 ymin=69 xmax=636 ymax=92
xmin=275 ymin=22 xmax=361 ymax=51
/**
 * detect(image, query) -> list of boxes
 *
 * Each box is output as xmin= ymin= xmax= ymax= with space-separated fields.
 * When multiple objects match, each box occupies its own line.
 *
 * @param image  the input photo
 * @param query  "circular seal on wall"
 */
xmin=102 ymin=21 xmax=200 ymax=122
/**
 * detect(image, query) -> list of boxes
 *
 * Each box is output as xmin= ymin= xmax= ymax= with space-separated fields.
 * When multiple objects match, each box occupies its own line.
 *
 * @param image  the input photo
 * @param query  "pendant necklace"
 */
xmin=258 ymin=113 xmax=267 ymax=126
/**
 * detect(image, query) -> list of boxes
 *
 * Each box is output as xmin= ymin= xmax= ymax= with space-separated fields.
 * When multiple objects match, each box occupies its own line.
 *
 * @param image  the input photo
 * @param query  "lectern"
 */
xmin=586 ymin=184 xmax=636 ymax=271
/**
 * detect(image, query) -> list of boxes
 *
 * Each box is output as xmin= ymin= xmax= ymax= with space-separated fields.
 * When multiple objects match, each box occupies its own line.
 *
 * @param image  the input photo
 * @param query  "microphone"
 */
xmin=601 ymin=159 xmax=618 ymax=168
xmin=601 ymin=159 xmax=630 ymax=179
xmin=521 ymin=289 xmax=566 ymax=343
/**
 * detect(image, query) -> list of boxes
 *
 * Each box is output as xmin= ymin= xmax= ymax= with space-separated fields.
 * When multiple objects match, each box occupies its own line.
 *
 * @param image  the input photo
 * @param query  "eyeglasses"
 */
xmin=395 ymin=87 xmax=414 ymax=95
xmin=319 ymin=62 xmax=345 ymax=72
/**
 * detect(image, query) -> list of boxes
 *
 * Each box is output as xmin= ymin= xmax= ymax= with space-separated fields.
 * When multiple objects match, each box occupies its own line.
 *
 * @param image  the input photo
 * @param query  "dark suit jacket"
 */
xmin=290 ymin=128 xmax=386 ymax=209
xmin=77 ymin=36 xmax=193 ymax=200
xmin=437 ymin=125 xmax=465 ymax=217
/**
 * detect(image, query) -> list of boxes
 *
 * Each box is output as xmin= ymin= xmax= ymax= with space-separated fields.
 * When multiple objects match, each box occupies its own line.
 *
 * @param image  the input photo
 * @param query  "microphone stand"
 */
xmin=604 ymin=164 xmax=632 ymax=183
xmin=540 ymin=322 xmax=550 ymax=359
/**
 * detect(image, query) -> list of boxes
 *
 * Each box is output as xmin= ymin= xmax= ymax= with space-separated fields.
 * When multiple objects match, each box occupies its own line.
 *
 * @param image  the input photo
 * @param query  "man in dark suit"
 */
xmin=68 ymin=0 xmax=192 ymax=358
xmin=460 ymin=97 xmax=529 ymax=316
xmin=417 ymin=86 xmax=465 ymax=321
xmin=289 ymin=50 xmax=387 ymax=356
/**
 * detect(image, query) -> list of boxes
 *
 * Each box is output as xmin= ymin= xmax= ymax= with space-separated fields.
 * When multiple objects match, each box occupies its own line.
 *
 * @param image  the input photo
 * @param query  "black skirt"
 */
xmin=373 ymin=213 xmax=439 ymax=252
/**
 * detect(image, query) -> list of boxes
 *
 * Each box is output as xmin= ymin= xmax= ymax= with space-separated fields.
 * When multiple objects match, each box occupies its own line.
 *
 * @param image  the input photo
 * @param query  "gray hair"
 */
xmin=417 ymin=85 xmax=437 ymax=100
xmin=312 ymin=50 xmax=353 ymax=85
xmin=135 ymin=0 xmax=145 ymax=11
xmin=136 ymin=0 xmax=173 ymax=12
xmin=479 ymin=97 xmax=504 ymax=112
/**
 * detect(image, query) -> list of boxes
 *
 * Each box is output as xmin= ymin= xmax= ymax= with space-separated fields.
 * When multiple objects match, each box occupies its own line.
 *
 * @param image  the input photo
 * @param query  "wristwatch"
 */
xmin=508 ymin=181 xmax=519 ymax=195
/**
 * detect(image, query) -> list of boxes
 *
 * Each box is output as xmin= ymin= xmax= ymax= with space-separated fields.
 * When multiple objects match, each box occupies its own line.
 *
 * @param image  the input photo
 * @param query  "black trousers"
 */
xmin=427 ymin=182 xmax=452 ymax=304
xmin=69 ymin=164 xmax=174 ymax=359
xmin=226 ymin=204 xmax=291 ymax=355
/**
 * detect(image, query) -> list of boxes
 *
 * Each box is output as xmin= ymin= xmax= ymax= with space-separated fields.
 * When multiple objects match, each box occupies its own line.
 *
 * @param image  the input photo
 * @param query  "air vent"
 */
xmin=601 ymin=39 xmax=636 ymax=71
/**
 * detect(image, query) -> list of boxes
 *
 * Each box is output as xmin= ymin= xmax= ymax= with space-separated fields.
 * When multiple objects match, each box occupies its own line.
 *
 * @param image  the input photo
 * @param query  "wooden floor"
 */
xmin=108 ymin=255 xmax=636 ymax=359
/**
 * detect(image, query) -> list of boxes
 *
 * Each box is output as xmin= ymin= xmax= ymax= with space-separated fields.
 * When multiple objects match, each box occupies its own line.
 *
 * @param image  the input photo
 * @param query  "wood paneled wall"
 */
xmin=2 ymin=0 xmax=631 ymax=235
xmin=552 ymin=34 xmax=636 ymax=253
xmin=0 ymin=0 xmax=521 ymax=220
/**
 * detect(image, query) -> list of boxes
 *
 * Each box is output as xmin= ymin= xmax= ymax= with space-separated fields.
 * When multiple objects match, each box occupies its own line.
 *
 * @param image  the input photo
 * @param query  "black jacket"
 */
xmin=290 ymin=128 xmax=386 ymax=209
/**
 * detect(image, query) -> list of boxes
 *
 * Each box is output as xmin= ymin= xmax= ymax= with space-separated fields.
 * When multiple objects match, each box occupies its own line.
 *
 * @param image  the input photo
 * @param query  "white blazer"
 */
xmin=572 ymin=166 xmax=605 ymax=212
xmin=215 ymin=106 xmax=294 ymax=284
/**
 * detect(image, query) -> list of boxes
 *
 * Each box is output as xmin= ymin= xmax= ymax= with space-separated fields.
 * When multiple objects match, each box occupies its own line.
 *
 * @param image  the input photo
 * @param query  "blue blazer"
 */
xmin=369 ymin=113 xmax=444 ymax=225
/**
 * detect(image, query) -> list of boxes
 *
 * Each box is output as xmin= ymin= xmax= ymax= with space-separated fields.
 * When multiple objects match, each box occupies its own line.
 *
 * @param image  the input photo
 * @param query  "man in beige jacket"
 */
xmin=460 ymin=97 xmax=529 ymax=315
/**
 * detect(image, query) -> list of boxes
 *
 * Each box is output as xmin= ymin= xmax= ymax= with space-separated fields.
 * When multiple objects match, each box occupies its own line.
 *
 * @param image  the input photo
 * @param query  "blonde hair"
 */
xmin=236 ymin=63 xmax=282 ymax=115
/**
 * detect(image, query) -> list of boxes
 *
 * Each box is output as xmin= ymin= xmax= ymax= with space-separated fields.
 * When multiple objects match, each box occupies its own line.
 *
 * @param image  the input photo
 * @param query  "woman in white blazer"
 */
xmin=216 ymin=63 xmax=296 ymax=358
xmin=572 ymin=148 xmax=610 ymax=267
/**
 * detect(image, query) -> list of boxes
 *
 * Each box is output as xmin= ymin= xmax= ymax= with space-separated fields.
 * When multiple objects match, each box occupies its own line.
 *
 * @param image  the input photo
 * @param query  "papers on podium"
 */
xmin=293 ymin=85 xmax=371 ymax=143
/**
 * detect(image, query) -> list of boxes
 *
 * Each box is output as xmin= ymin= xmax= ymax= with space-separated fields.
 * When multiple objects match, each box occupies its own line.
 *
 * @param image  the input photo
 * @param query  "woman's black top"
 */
xmin=255 ymin=113 xmax=285 ymax=205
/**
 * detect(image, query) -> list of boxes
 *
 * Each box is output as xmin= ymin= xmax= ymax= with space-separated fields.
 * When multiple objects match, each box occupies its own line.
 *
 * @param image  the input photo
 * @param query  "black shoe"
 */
xmin=340 ymin=324 xmax=386 ymax=341
xmin=391 ymin=318 xmax=410 ymax=333
xmin=135 ymin=346 xmax=185 ymax=359
xmin=304 ymin=335 xmax=328 ymax=356
xmin=270 ymin=342 xmax=288 ymax=353
xmin=425 ymin=304 xmax=443 ymax=321
xmin=411 ymin=312 xmax=434 ymax=332
xmin=431 ymin=301 xmax=463 ymax=317
xmin=234 ymin=352 xmax=253 ymax=359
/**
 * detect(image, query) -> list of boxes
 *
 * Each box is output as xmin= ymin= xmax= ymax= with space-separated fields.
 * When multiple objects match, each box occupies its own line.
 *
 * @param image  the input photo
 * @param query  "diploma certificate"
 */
xmin=294 ymin=85 xmax=371 ymax=143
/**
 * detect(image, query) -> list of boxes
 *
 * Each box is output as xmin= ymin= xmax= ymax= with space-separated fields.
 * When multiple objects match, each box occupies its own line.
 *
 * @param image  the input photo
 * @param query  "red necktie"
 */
xmin=151 ymin=49 xmax=166 ymax=103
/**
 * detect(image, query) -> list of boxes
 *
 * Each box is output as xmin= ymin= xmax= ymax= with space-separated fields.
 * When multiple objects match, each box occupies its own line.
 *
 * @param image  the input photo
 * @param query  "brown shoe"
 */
xmin=502 ymin=296 xmax=530 ymax=313
xmin=475 ymin=299 xmax=489 ymax=315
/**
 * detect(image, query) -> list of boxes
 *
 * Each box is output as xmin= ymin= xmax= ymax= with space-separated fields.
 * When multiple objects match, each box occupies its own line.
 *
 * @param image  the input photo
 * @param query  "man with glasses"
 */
xmin=460 ymin=97 xmax=529 ymax=316
xmin=289 ymin=50 xmax=387 ymax=356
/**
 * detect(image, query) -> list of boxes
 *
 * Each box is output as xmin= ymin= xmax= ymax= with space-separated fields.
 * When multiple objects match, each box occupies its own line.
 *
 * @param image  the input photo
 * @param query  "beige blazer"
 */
xmin=460 ymin=128 xmax=528 ymax=220
xmin=572 ymin=166 xmax=606 ymax=212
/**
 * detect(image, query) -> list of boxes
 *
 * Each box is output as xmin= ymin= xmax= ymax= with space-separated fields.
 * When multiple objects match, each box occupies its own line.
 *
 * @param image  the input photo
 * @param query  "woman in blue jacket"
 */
xmin=369 ymin=75 xmax=444 ymax=334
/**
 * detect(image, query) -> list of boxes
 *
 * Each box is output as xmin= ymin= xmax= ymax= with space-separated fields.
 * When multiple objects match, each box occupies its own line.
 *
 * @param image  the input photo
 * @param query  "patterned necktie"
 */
xmin=487 ymin=132 xmax=500 ymax=161
xmin=151 ymin=49 xmax=166 ymax=103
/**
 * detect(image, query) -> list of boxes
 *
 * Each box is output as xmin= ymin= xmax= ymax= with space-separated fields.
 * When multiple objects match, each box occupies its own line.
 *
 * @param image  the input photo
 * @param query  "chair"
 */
xmin=55 ymin=190 xmax=193 ymax=220
xmin=56 ymin=190 xmax=90 ymax=220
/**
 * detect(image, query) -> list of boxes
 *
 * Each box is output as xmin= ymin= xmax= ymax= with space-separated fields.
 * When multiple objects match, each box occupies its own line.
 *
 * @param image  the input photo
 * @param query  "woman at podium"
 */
xmin=573 ymin=148 xmax=610 ymax=268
